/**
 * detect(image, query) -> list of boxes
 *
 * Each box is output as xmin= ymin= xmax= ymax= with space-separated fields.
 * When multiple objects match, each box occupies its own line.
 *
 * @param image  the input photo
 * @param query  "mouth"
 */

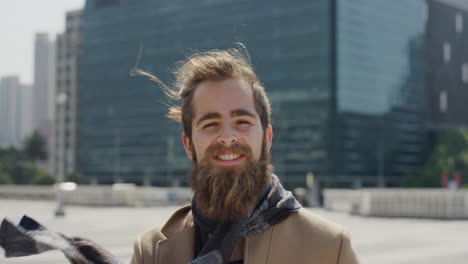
xmin=213 ymin=152 xmax=245 ymax=166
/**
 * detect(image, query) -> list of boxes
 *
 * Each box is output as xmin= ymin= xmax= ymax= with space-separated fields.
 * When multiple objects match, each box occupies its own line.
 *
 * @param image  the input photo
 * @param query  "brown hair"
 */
xmin=132 ymin=47 xmax=271 ymax=139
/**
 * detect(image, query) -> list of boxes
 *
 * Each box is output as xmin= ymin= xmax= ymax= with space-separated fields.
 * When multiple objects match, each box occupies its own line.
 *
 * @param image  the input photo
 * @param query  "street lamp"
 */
xmin=54 ymin=92 xmax=67 ymax=216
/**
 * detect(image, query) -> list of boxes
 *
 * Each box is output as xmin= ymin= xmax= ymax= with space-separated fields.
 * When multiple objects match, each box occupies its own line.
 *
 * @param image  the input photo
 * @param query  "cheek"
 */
xmin=192 ymin=134 xmax=212 ymax=159
xmin=254 ymin=139 xmax=264 ymax=159
xmin=245 ymin=130 xmax=264 ymax=159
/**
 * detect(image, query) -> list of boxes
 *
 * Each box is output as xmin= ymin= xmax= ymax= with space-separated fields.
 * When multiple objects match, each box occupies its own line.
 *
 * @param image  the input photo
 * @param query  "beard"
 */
xmin=189 ymin=138 xmax=273 ymax=222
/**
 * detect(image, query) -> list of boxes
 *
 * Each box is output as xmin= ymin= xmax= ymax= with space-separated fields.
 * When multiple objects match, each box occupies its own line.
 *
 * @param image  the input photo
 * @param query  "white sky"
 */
xmin=0 ymin=0 xmax=85 ymax=85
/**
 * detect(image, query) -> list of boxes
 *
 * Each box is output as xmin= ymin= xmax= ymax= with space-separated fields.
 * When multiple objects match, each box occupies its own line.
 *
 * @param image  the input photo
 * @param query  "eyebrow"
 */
xmin=231 ymin=109 xmax=256 ymax=119
xmin=196 ymin=112 xmax=221 ymax=127
xmin=195 ymin=108 xmax=256 ymax=127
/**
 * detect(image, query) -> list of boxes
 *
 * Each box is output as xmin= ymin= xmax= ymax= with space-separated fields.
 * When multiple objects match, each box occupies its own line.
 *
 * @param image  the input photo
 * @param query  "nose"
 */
xmin=217 ymin=125 xmax=238 ymax=146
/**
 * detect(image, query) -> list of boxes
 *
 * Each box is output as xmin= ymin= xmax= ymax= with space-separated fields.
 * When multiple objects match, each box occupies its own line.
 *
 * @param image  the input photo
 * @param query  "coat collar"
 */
xmin=155 ymin=225 xmax=195 ymax=264
xmin=160 ymin=205 xmax=193 ymax=237
xmin=155 ymin=205 xmax=273 ymax=264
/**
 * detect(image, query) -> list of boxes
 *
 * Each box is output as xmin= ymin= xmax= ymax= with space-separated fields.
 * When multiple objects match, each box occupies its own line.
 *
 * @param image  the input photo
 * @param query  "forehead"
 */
xmin=191 ymin=79 xmax=257 ymax=119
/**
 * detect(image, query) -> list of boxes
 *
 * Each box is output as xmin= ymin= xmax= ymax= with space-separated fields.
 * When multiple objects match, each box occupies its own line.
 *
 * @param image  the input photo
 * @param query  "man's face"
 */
xmin=181 ymin=78 xmax=273 ymax=221
xmin=182 ymin=78 xmax=272 ymax=166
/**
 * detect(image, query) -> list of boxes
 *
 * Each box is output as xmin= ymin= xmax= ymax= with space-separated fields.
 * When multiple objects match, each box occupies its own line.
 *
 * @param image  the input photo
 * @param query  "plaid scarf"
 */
xmin=0 ymin=215 xmax=121 ymax=264
xmin=190 ymin=174 xmax=301 ymax=264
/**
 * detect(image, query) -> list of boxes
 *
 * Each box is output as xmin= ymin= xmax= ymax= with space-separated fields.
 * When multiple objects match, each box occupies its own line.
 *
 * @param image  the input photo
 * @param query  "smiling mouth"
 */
xmin=215 ymin=153 xmax=244 ymax=161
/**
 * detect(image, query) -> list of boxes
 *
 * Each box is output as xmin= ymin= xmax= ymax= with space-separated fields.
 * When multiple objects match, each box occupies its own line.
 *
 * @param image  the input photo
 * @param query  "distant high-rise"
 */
xmin=33 ymin=33 xmax=55 ymax=175
xmin=33 ymin=33 xmax=55 ymax=130
xmin=53 ymin=10 xmax=83 ymax=181
xmin=79 ymin=0 xmax=428 ymax=187
xmin=0 ymin=76 xmax=33 ymax=148
xmin=426 ymin=0 xmax=468 ymax=129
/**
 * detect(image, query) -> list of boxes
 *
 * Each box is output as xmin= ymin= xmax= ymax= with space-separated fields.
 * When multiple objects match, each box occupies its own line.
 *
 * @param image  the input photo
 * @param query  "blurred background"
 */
xmin=1 ymin=0 xmax=468 ymax=191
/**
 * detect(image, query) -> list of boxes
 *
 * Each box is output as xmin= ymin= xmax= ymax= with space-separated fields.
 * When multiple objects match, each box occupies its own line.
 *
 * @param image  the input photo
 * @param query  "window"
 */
xmin=462 ymin=63 xmax=468 ymax=83
xmin=440 ymin=91 xmax=447 ymax=113
xmin=443 ymin=42 xmax=451 ymax=63
xmin=456 ymin=13 xmax=463 ymax=33
xmin=422 ymin=4 xmax=428 ymax=23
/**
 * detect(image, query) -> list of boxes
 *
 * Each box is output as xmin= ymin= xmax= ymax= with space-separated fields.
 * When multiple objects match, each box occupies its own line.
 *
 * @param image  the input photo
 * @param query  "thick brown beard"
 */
xmin=189 ymin=139 xmax=272 ymax=221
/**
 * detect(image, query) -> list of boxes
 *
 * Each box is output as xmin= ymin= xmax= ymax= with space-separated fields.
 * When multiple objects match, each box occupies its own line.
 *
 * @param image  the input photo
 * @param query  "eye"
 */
xmin=203 ymin=122 xmax=219 ymax=129
xmin=236 ymin=120 xmax=251 ymax=125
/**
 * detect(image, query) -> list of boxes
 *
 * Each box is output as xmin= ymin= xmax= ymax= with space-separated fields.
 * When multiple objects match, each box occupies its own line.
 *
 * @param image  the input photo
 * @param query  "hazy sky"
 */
xmin=0 ymin=0 xmax=85 ymax=85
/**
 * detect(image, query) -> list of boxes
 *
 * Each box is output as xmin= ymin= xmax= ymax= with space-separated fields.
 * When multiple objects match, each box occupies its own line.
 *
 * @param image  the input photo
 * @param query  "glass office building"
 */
xmin=335 ymin=0 xmax=428 ymax=186
xmin=79 ymin=0 xmax=427 ymax=187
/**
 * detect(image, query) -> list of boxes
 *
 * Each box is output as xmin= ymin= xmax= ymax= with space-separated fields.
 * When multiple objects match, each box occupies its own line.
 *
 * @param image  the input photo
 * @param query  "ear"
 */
xmin=182 ymin=133 xmax=193 ymax=160
xmin=266 ymin=125 xmax=273 ymax=151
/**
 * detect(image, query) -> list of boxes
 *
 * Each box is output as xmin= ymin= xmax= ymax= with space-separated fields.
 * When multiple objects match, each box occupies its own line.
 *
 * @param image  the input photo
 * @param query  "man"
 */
xmin=130 ymin=49 xmax=359 ymax=264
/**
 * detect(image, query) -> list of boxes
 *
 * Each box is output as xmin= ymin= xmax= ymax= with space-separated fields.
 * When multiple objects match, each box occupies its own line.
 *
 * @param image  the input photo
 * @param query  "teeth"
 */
xmin=218 ymin=154 xmax=240 ymax=161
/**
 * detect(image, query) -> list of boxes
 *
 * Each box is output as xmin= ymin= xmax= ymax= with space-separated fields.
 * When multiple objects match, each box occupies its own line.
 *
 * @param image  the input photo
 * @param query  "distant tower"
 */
xmin=33 ymin=33 xmax=55 ymax=174
xmin=33 ymin=33 xmax=54 ymax=130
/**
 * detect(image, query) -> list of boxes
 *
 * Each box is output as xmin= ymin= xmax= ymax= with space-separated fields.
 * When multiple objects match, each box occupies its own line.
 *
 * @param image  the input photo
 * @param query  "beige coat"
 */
xmin=130 ymin=205 xmax=359 ymax=264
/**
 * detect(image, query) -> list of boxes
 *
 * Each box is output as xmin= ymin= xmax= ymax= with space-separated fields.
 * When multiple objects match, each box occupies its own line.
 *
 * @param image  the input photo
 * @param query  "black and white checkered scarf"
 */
xmin=0 ymin=215 xmax=121 ymax=264
xmin=190 ymin=174 xmax=302 ymax=264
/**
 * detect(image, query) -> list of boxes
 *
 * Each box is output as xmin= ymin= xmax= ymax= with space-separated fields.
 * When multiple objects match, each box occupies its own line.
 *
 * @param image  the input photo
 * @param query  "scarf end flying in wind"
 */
xmin=0 ymin=215 xmax=122 ymax=264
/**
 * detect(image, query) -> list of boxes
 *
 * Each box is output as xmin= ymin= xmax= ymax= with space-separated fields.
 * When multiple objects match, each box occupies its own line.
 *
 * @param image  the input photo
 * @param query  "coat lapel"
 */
xmin=155 ymin=226 xmax=195 ymax=264
xmin=244 ymin=226 xmax=274 ymax=264
xmin=154 ymin=206 xmax=274 ymax=264
xmin=155 ymin=223 xmax=274 ymax=264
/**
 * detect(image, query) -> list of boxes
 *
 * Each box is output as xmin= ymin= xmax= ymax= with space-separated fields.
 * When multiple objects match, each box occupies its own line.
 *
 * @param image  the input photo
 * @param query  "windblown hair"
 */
xmin=132 ymin=47 xmax=271 ymax=139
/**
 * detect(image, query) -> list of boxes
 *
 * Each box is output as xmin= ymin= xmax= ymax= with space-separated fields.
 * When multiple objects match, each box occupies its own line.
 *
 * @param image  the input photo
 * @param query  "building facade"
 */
xmin=53 ymin=10 xmax=83 ymax=181
xmin=426 ymin=0 xmax=468 ymax=129
xmin=79 ymin=0 xmax=428 ymax=187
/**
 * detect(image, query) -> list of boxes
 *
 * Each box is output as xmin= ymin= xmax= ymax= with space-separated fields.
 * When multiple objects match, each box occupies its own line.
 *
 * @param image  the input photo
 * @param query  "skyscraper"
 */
xmin=33 ymin=33 xmax=55 ymax=130
xmin=53 ymin=10 xmax=83 ymax=182
xmin=79 ymin=0 xmax=428 ymax=187
xmin=33 ymin=33 xmax=55 ymax=174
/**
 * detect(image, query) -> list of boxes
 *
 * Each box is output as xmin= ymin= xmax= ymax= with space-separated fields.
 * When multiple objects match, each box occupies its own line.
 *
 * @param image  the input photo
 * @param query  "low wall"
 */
xmin=0 ymin=185 xmax=56 ymax=200
xmin=134 ymin=186 xmax=192 ymax=206
xmin=0 ymin=184 xmax=192 ymax=206
xmin=323 ymin=188 xmax=468 ymax=219
xmin=322 ymin=189 xmax=362 ymax=212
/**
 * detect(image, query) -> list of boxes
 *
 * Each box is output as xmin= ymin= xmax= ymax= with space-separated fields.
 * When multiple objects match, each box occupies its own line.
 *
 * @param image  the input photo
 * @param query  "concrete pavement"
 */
xmin=1 ymin=199 xmax=467 ymax=264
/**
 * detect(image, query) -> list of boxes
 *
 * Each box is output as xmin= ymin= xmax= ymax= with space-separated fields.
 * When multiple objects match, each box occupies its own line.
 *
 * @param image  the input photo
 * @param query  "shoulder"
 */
xmin=266 ymin=208 xmax=359 ymax=263
xmin=274 ymin=208 xmax=345 ymax=242
xmin=292 ymin=208 xmax=344 ymax=234
xmin=130 ymin=205 xmax=192 ymax=264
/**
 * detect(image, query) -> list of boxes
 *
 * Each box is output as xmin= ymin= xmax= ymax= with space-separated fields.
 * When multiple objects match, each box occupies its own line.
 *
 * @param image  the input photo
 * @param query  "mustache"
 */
xmin=203 ymin=142 xmax=253 ymax=160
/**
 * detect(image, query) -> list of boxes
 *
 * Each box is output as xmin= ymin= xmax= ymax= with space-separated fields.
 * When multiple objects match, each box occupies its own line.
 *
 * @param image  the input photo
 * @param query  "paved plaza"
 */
xmin=0 ymin=199 xmax=467 ymax=264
